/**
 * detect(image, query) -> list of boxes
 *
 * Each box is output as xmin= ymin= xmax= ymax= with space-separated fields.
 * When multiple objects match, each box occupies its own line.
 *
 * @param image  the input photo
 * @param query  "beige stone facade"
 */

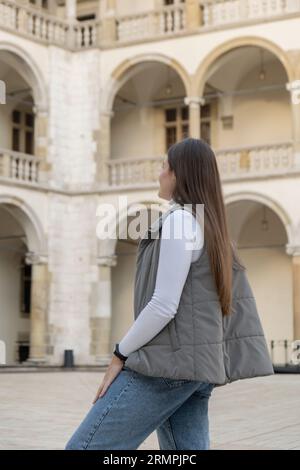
xmin=0 ymin=0 xmax=300 ymax=367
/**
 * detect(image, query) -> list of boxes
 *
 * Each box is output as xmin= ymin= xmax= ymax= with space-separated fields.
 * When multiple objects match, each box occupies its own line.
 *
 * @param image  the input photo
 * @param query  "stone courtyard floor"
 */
xmin=0 ymin=371 xmax=299 ymax=450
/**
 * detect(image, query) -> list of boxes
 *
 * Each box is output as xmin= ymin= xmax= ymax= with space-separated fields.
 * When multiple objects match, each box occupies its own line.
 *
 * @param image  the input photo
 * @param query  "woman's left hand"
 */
xmin=92 ymin=355 xmax=124 ymax=404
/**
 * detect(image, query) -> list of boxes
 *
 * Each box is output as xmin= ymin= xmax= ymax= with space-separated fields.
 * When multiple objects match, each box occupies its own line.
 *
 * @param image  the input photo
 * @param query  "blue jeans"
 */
xmin=65 ymin=365 xmax=215 ymax=450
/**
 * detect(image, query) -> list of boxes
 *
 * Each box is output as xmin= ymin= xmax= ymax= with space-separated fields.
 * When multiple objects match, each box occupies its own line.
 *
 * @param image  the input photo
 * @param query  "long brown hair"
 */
xmin=167 ymin=137 xmax=245 ymax=316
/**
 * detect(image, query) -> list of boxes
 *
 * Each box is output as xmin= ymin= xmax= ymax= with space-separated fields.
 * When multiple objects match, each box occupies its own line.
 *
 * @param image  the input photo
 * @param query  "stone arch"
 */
xmin=0 ymin=194 xmax=47 ymax=254
xmin=224 ymin=190 xmax=293 ymax=247
xmin=97 ymin=199 xmax=167 ymax=259
xmin=193 ymin=36 xmax=294 ymax=97
xmin=105 ymin=53 xmax=192 ymax=112
xmin=0 ymin=41 xmax=48 ymax=108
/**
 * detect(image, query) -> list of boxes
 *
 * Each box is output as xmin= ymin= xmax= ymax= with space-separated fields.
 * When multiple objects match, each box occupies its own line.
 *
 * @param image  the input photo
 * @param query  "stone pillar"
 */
xmin=100 ymin=0 xmax=117 ymax=44
xmin=96 ymin=110 xmax=114 ymax=186
xmin=32 ymin=103 xmax=51 ymax=184
xmin=65 ymin=0 xmax=77 ymax=48
xmin=65 ymin=0 xmax=77 ymax=19
xmin=25 ymin=253 xmax=49 ymax=364
xmin=185 ymin=0 xmax=202 ymax=30
xmin=97 ymin=0 xmax=104 ymax=19
xmin=90 ymin=255 xmax=117 ymax=365
xmin=286 ymin=245 xmax=300 ymax=341
xmin=184 ymin=96 xmax=205 ymax=139
xmin=286 ymin=80 xmax=300 ymax=169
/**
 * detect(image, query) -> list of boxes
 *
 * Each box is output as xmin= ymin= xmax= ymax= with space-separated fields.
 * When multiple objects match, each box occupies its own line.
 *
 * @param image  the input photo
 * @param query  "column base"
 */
xmin=94 ymin=353 xmax=112 ymax=367
xmin=25 ymin=357 xmax=48 ymax=366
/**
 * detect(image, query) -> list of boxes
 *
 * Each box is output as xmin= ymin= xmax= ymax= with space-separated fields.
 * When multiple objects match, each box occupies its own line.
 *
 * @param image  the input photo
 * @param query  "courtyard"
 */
xmin=0 ymin=371 xmax=299 ymax=450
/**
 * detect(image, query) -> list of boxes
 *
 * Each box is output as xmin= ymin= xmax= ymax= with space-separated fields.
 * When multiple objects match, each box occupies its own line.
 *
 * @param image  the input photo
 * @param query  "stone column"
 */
xmin=32 ymin=103 xmax=50 ymax=184
xmin=96 ymin=110 xmax=114 ymax=186
xmin=286 ymin=245 xmax=300 ymax=341
xmin=90 ymin=255 xmax=117 ymax=365
xmin=25 ymin=253 xmax=49 ymax=364
xmin=97 ymin=0 xmax=104 ymax=19
xmin=65 ymin=0 xmax=77 ymax=19
xmin=185 ymin=0 xmax=202 ymax=30
xmin=65 ymin=0 xmax=77 ymax=48
xmin=286 ymin=80 xmax=300 ymax=169
xmin=100 ymin=0 xmax=117 ymax=44
xmin=184 ymin=96 xmax=205 ymax=139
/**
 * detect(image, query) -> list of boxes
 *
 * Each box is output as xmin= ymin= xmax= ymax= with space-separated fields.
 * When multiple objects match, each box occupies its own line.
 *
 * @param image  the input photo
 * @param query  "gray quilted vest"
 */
xmin=125 ymin=202 xmax=274 ymax=386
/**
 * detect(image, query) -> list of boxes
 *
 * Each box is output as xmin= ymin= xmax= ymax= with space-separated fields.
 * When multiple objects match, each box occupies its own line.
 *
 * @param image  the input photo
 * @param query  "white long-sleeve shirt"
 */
xmin=118 ymin=199 xmax=204 ymax=357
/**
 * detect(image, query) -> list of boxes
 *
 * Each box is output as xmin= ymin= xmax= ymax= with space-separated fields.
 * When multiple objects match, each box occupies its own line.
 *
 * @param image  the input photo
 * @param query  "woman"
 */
xmin=65 ymin=138 xmax=274 ymax=450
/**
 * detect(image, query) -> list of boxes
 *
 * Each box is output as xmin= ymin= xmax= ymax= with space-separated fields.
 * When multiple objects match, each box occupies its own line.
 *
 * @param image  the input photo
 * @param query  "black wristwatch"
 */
xmin=113 ymin=343 xmax=128 ymax=362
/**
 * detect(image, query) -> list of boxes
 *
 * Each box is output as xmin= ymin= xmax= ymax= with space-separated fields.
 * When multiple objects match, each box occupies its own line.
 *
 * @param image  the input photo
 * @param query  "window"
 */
xmin=164 ymin=105 xmax=189 ymax=151
xmin=11 ymin=109 xmax=35 ymax=154
xmin=164 ymin=0 xmax=185 ymax=4
xmin=77 ymin=14 xmax=96 ymax=22
xmin=20 ymin=256 xmax=32 ymax=316
xmin=200 ymin=104 xmax=211 ymax=145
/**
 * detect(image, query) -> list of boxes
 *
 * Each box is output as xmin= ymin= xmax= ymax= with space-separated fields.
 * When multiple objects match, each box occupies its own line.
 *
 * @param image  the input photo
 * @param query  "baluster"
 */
xmin=30 ymin=161 xmax=35 ymax=182
xmin=114 ymin=163 xmax=118 ymax=186
xmin=174 ymin=7 xmax=180 ymax=31
xmin=12 ymin=157 xmax=18 ymax=179
xmin=158 ymin=10 xmax=164 ymax=33
xmin=48 ymin=20 xmax=53 ymax=42
xmin=126 ymin=161 xmax=132 ymax=185
xmin=91 ymin=24 xmax=96 ymax=45
xmin=221 ymin=1 xmax=227 ymax=23
xmin=166 ymin=10 xmax=172 ymax=32
xmin=21 ymin=158 xmax=26 ymax=180
xmin=116 ymin=163 xmax=120 ymax=186
xmin=82 ymin=25 xmax=87 ymax=47
xmin=122 ymin=162 xmax=127 ymax=186
xmin=27 ymin=13 xmax=33 ymax=34
xmin=282 ymin=0 xmax=288 ymax=13
xmin=86 ymin=25 xmax=91 ymax=46
xmin=26 ymin=159 xmax=31 ymax=181
xmin=109 ymin=164 xmax=113 ymax=186
xmin=34 ymin=15 xmax=40 ymax=37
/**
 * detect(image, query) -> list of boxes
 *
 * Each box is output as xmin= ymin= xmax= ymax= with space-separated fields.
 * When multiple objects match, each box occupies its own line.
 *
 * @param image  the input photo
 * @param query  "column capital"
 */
xmin=286 ymin=80 xmax=300 ymax=105
xmin=25 ymin=251 xmax=48 ymax=265
xmin=101 ymin=109 xmax=115 ymax=119
xmin=286 ymin=244 xmax=300 ymax=257
xmin=32 ymin=103 xmax=48 ymax=116
xmin=96 ymin=254 xmax=117 ymax=267
xmin=184 ymin=96 xmax=205 ymax=107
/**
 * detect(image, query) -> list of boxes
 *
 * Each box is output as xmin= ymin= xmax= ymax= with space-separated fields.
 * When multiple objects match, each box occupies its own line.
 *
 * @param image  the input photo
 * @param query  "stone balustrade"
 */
xmin=1 ymin=0 xmax=300 ymax=49
xmin=0 ymin=148 xmax=41 ymax=183
xmin=106 ymin=142 xmax=296 ymax=188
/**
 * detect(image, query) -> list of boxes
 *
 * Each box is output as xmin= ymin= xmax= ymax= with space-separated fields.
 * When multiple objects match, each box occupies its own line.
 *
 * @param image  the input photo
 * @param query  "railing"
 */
xmin=1 ymin=0 xmax=300 ymax=48
xmin=215 ymin=142 xmax=295 ymax=180
xmin=199 ymin=0 xmax=300 ymax=28
xmin=106 ymin=142 xmax=296 ymax=188
xmin=107 ymin=156 xmax=164 ymax=187
xmin=73 ymin=18 xmax=100 ymax=49
xmin=270 ymin=339 xmax=300 ymax=369
xmin=116 ymin=3 xmax=186 ymax=43
xmin=0 ymin=0 xmax=100 ymax=49
xmin=0 ymin=148 xmax=41 ymax=183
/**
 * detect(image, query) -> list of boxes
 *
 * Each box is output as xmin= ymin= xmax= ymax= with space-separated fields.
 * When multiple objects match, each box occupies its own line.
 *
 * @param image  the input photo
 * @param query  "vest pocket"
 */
xmin=168 ymin=318 xmax=181 ymax=351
